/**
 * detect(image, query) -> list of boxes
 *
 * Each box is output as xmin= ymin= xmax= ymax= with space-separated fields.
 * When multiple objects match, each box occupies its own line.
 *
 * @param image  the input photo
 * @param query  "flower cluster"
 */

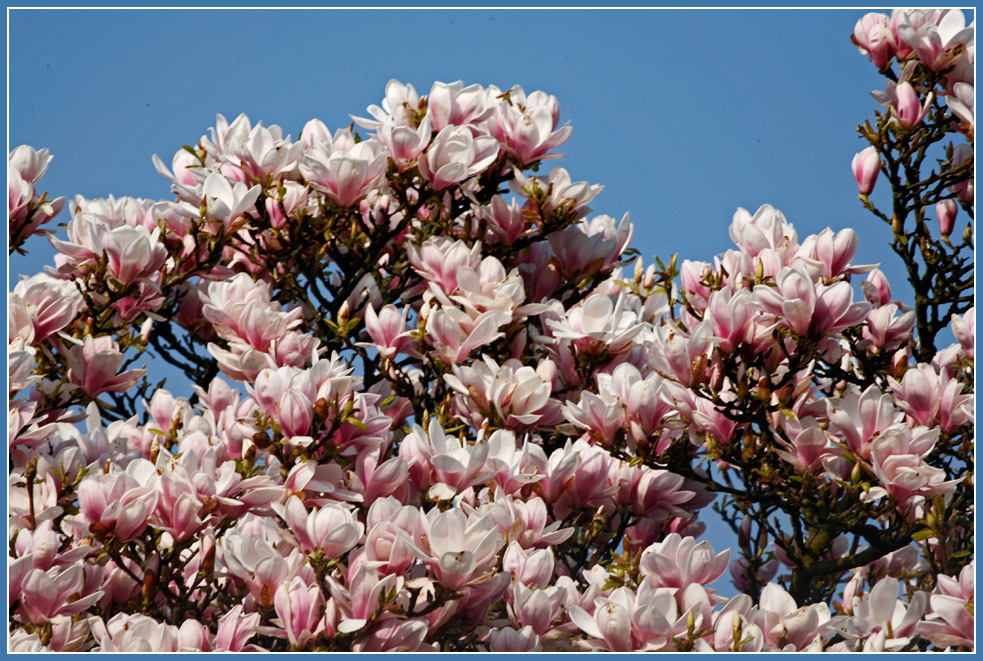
xmin=7 ymin=12 xmax=975 ymax=653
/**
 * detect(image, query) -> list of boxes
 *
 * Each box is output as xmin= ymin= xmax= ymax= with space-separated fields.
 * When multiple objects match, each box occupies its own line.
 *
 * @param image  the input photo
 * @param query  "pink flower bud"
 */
xmin=936 ymin=199 xmax=958 ymax=236
xmin=893 ymin=82 xmax=924 ymax=128
xmin=852 ymin=147 xmax=881 ymax=195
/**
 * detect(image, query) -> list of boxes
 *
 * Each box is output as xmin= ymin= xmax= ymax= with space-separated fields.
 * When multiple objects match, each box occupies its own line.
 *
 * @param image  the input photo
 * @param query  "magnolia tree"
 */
xmin=7 ymin=9 xmax=975 ymax=653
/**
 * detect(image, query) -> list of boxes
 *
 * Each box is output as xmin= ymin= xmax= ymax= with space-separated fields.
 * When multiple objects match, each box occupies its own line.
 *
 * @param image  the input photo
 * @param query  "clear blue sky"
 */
xmin=7 ymin=8 xmax=943 ymax=593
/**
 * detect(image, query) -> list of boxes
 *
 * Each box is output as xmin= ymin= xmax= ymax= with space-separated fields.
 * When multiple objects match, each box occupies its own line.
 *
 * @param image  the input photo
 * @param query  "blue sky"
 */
xmin=7 ymin=8 xmax=940 ymax=593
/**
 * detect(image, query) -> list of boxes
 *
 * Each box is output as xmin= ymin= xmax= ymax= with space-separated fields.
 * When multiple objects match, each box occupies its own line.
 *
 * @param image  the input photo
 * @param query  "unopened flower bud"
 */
xmin=936 ymin=199 xmax=957 ymax=236
xmin=643 ymin=264 xmax=657 ymax=289
xmin=690 ymin=354 xmax=707 ymax=385
xmin=142 ymin=571 xmax=156 ymax=600
xmin=253 ymin=431 xmax=272 ymax=449
xmin=852 ymin=147 xmax=881 ymax=195
xmin=140 ymin=318 xmax=154 ymax=342
xmin=337 ymin=300 xmax=350 ymax=327
xmin=313 ymin=397 xmax=329 ymax=422
xmin=738 ymin=515 xmax=752 ymax=547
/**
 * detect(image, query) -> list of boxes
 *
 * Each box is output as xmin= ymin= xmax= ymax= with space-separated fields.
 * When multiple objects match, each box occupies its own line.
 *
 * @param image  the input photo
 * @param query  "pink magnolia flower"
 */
xmin=919 ymin=593 xmax=975 ymax=650
xmin=918 ymin=562 xmax=975 ymax=650
xmin=488 ymin=625 xmax=543 ymax=652
xmin=264 ymin=181 xmax=312 ymax=230
xmin=88 ymin=614 xmax=182 ymax=652
xmin=775 ymin=415 xmax=834 ymax=474
xmin=482 ymin=491 xmax=573 ymax=549
xmin=639 ymin=533 xmax=730 ymax=590
xmin=508 ymin=581 xmax=566 ymax=635
xmin=102 ymin=224 xmax=168 ymax=286
xmin=852 ymin=147 xmax=881 ymax=195
xmin=274 ymin=576 xmax=325 ymax=650
xmin=427 ymin=80 xmax=495 ymax=131
xmin=202 ymin=172 xmax=261 ymax=230
xmin=359 ymin=303 xmax=415 ymax=361
xmin=866 ymin=428 xmax=959 ymax=509
xmin=11 ymin=274 xmax=83 ymax=344
xmin=482 ymin=430 xmax=544 ymax=495
xmin=8 ymin=146 xmax=66 ymax=243
xmin=888 ymin=364 xmax=973 ymax=433
xmin=355 ymin=618 xmax=433 ymax=652
xmin=510 ymin=165 xmax=603 ymax=218
xmin=755 ymin=583 xmax=830 ymax=652
xmin=754 ymin=266 xmax=870 ymax=337
xmin=221 ymin=532 xmax=298 ymax=608
xmin=704 ymin=287 xmax=754 ymax=353
xmin=872 ymin=81 xmax=931 ymax=128
xmin=359 ymin=520 xmax=417 ymax=576
xmin=827 ymin=384 xmax=903 ymax=458
xmin=348 ymin=447 xmax=410 ymax=505
xmin=426 ymin=509 xmax=504 ymax=590
xmin=278 ymin=497 xmax=363 ymax=558
xmin=335 ymin=563 xmax=399 ymax=634
xmin=299 ymin=139 xmax=387 ymax=208
xmin=547 ymin=292 xmax=644 ymax=356
xmin=861 ymin=267 xmax=894 ymax=306
xmin=863 ymin=303 xmax=916 ymax=350
xmin=949 ymin=143 xmax=974 ymax=203
xmin=152 ymin=147 xmax=198 ymax=188
xmin=225 ymin=121 xmax=303 ymax=182
xmin=446 ymin=356 xmax=560 ymax=431
xmin=64 ymin=335 xmax=147 ymax=398
xmin=728 ymin=204 xmax=799 ymax=260
xmin=352 ymin=79 xmax=423 ymax=129
xmin=476 ymin=195 xmax=533 ymax=246
xmin=853 ymin=13 xmax=895 ymax=67
xmin=502 ymin=541 xmax=554 ymax=588
xmin=829 ymin=576 xmax=927 ymax=651
xmin=679 ymin=259 xmax=713 ymax=312
xmin=548 ymin=213 xmax=634 ymax=279
xmin=896 ymin=9 xmax=974 ymax=71
xmin=19 ymin=565 xmax=103 ymax=624
xmin=950 ymin=307 xmax=975 ymax=359
xmin=400 ymin=418 xmax=489 ymax=499
xmin=376 ymin=113 xmax=433 ymax=170
xmin=946 ymin=82 xmax=974 ymax=129
xmin=568 ymin=582 xmax=676 ymax=652
xmin=490 ymin=89 xmax=572 ymax=166
xmin=419 ymin=125 xmax=499 ymax=191
xmin=696 ymin=598 xmax=765 ymax=652
xmin=409 ymin=236 xmax=483 ymax=296
xmin=425 ymin=308 xmax=508 ymax=365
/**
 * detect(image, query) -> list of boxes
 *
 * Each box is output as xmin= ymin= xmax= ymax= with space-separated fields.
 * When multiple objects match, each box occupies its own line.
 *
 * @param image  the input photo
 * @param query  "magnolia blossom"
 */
xmin=9 ymin=145 xmax=66 ymax=244
xmin=853 ymin=12 xmax=895 ymax=67
xmin=754 ymin=266 xmax=870 ymax=336
xmin=872 ymin=81 xmax=931 ymax=128
xmin=418 ymin=125 xmax=499 ymax=190
xmin=852 ymin=147 xmax=881 ymax=195
xmin=299 ymin=139 xmax=387 ymax=208
xmin=6 ymin=54 xmax=976 ymax=654
xmin=896 ymin=9 xmax=974 ymax=71
xmin=202 ymin=172 xmax=261 ymax=230
xmin=427 ymin=80 xmax=495 ymax=131
xmin=64 ymin=336 xmax=147 ymax=398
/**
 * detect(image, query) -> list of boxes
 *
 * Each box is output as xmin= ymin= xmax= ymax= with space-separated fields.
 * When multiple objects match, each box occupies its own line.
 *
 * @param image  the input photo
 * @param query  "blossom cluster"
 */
xmin=7 ymin=12 xmax=975 ymax=653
